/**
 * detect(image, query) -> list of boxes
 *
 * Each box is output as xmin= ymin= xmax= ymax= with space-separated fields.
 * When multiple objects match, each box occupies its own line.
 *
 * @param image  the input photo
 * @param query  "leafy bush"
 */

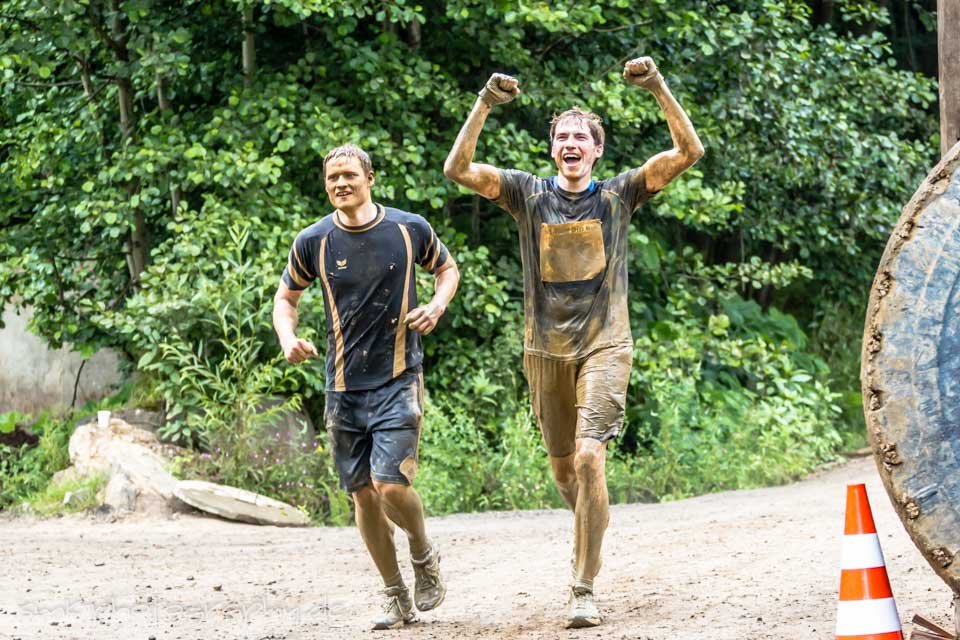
xmin=417 ymin=398 xmax=561 ymax=515
xmin=0 ymin=411 xmax=75 ymax=509
xmin=1 ymin=0 xmax=938 ymax=519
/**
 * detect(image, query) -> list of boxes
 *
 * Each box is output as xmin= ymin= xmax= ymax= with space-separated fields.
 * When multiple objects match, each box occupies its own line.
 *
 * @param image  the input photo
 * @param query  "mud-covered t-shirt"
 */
xmin=493 ymin=168 xmax=652 ymax=360
xmin=281 ymin=204 xmax=449 ymax=392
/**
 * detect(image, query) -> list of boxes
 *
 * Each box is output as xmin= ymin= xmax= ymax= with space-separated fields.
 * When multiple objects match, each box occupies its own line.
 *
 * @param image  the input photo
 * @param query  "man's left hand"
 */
xmin=405 ymin=302 xmax=445 ymax=335
xmin=623 ymin=56 xmax=662 ymax=90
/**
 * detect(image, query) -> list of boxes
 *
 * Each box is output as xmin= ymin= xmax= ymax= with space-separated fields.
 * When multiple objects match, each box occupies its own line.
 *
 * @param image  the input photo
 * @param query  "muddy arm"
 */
xmin=624 ymin=57 xmax=704 ymax=193
xmin=443 ymin=74 xmax=520 ymax=200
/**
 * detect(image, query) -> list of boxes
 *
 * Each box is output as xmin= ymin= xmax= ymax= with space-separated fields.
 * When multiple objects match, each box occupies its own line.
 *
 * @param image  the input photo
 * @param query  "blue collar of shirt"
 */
xmin=550 ymin=176 xmax=596 ymax=195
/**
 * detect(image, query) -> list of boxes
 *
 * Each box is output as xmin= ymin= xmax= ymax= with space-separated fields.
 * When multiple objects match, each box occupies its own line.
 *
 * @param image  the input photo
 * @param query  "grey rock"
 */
xmin=173 ymin=480 xmax=310 ymax=527
xmin=101 ymin=472 xmax=138 ymax=512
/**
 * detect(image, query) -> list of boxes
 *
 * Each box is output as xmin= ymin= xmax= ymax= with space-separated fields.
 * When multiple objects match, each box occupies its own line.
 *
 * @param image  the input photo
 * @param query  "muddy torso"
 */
xmin=494 ymin=168 xmax=651 ymax=359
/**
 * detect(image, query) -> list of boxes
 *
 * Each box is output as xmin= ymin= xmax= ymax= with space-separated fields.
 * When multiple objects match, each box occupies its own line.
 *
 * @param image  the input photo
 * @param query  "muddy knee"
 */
xmin=573 ymin=444 xmax=605 ymax=481
xmin=352 ymin=484 xmax=380 ymax=510
xmin=372 ymin=480 xmax=412 ymax=504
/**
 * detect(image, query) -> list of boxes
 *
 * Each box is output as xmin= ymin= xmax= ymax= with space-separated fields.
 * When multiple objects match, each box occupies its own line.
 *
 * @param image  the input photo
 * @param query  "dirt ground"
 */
xmin=1 ymin=456 xmax=956 ymax=640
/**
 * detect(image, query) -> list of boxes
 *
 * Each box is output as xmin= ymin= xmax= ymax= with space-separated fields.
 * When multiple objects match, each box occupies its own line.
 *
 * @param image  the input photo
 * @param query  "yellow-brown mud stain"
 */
xmin=399 ymin=456 xmax=418 ymax=483
xmin=540 ymin=219 xmax=605 ymax=283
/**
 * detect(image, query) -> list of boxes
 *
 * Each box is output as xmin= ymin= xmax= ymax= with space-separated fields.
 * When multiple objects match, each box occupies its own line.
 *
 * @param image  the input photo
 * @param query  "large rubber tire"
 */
xmin=862 ymin=140 xmax=960 ymax=597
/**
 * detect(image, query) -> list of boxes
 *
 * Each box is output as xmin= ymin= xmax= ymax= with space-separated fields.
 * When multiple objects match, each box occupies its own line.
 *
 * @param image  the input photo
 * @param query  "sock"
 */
xmin=383 ymin=571 xmax=404 ymax=589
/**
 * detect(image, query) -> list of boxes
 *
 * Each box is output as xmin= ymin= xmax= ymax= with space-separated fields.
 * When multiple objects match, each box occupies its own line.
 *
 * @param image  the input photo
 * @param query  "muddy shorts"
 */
xmin=523 ymin=343 xmax=633 ymax=458
xmin=324 ymin=368 xmax=423 ymax=493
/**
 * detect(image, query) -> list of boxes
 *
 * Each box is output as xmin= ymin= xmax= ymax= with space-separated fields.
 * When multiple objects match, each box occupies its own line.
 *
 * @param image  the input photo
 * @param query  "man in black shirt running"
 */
xmin=273 ymin=144 xmax=459 ymax=630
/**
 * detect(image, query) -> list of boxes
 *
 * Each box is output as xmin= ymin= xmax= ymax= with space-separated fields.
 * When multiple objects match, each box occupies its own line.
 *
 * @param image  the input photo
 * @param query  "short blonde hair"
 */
xmin=323 ymin=144 xmax=373 ymax=176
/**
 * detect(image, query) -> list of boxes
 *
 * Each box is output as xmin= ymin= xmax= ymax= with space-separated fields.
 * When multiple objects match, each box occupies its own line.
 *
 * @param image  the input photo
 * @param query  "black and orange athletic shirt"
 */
xmin=282 ymin=204 xmax=450 ymax=392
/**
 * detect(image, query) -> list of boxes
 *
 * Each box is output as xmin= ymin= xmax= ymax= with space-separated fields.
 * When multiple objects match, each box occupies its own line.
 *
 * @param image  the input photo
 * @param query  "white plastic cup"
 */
xmin=97 ymin=410 xmax=111 ymax=430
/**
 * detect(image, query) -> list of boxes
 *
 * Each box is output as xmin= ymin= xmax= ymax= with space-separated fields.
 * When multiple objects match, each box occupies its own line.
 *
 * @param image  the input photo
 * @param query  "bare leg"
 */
xmin=549 ymin=452 xmax=579 ymax=511
xmin=572 ymin=438 xmax=609 ymax=588
xmin=353 ymin=485 xmax=403 ymax=587
xmin=373 ymin=481 xmax=431 ymax=558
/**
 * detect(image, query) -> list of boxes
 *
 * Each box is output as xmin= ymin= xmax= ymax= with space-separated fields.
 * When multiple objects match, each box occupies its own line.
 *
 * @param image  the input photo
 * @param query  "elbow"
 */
xmin=690 ymin=138 xmax=705 ymax=163
xmin=680 ymin=142 xmax=704 ymax=169
xmin=445 ymin=257 xmax=461 ymax=283
xmin=442 ymin=258 xmax=461 ymax=291
xmin=692 ymin=141 xmax=705 ymax=162
xmin=443 ymin=160 xmax=459 ymax=182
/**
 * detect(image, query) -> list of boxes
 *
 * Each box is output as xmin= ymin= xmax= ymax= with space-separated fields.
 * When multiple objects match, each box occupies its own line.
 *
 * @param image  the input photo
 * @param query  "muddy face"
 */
xmin=324 ymin=157 xmax=375 ymax=213
xmin=551 ymin=119 xmax=603 ymax=183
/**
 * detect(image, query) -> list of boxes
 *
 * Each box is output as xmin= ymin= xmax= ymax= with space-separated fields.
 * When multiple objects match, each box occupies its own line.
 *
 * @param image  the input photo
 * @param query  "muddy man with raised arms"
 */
xmin=444 ymin=57 xmax=703 ymax=628
xmin=273 ymin=144 xmax=460 ymax=630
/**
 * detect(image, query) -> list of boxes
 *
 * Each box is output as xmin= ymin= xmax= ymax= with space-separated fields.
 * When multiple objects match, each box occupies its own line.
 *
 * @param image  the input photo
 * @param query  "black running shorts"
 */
xmin=323 ymin=367 xmax=423 ymax=493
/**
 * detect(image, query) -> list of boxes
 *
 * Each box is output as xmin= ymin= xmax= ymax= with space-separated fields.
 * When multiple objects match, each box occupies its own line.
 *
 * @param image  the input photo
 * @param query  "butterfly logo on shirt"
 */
xmin=336 ymin=259 xmax=347 ymax=270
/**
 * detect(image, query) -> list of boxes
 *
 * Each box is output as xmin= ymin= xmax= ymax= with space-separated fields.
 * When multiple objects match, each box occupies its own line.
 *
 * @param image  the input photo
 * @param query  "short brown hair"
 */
xmin=323 ymin=144 xmax=373 ymax=176
xmin=549 ymin=107 xmax=605 ymax=147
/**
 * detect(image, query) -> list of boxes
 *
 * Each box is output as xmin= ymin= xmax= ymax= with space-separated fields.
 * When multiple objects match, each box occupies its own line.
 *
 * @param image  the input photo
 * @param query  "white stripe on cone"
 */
xmin=835 ymin=598 xmax=902 ymax=635
xmin=840 ymin=533 xmax=886 ymax=570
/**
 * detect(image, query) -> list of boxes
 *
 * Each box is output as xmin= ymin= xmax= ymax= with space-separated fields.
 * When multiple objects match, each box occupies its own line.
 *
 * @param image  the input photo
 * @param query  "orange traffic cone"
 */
xmin=835 ymin=483 xmax=904 ymax=640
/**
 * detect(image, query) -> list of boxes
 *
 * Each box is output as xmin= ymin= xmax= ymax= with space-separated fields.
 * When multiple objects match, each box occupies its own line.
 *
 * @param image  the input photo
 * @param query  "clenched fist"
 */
xmin=281 ymin=337 xmax=319 ymax=364
xmin=623 ymin=57 xmax=662 ymax=90
xmin=405 ymin=301 xmax=445 ymax=335
xmin=479 ymin=73 xmax=520 ymax=107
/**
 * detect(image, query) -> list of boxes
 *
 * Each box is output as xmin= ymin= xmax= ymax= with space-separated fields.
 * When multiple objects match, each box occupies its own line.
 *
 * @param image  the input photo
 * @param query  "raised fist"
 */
xmin=479 ymin=73 xmax=520 ymax=107
xmin=623 ymin=57 xmax=662 ymax=90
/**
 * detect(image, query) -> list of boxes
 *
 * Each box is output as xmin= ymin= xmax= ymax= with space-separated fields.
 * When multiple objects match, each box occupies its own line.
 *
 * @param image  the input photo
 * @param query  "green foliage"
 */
xmin=0 ymin=412 xmax=75 ymax=509
xmin=118 ymin=225 xmax=310 ymax=446
xmin=0 ymin=0 xmax=939 ymax=517
xmin=0 ymin=411 xmax=29 ymax=435
xmin=22 ymin=471 xmax=108 ymax=517
xmin=417 ymin=398 xmax=561 ymax=515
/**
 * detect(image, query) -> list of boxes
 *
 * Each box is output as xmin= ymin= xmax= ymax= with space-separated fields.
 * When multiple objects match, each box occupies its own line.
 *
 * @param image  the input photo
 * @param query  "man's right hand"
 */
xmin=479 ymin=73 xmax=520 ymax=107
xmin=281 ymin=337 xmax=319 ymax=364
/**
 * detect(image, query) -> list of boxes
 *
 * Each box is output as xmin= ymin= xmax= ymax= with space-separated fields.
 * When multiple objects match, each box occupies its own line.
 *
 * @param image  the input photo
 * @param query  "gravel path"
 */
xmin=1 ymin=456 xmax=955 ymax=639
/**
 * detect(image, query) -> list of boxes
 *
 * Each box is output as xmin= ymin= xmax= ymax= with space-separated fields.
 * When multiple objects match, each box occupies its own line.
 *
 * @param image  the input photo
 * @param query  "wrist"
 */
xmin=477 ymin=92 xmax=496 ymax=109
xmin=644 ymin=72 xmax=666 ymax=89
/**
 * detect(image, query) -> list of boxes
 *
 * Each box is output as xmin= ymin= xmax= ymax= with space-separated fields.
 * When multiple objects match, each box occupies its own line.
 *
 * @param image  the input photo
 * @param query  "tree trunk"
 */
xmin=940 ymin=0 xmax=960 ymax=156
xmin=117 ymin=76 xmax=134 ymax=140
xmin=243 ymin=6 xmax=256 ymax=86
xmin=75 ymin=57 xmax=94 ymax=98
xmin=903 ymin=0 xmax=917 ymax=71
xmin=406 ymin=18 xmax=422 ymax=49
xmin=811 ymin=0 xmax=834 ymax=26
xmin=156 ymin=72 xmax=171 ymax=111
xmin=110 ymin=1 xmax=147 ymax=284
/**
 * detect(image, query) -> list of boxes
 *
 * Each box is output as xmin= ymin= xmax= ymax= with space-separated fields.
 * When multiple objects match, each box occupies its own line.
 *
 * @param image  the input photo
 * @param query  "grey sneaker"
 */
xmin=411 ymin=544 xmax=446 ymax=611
xmin=372 ymin=584 xmax=416 ymax=630
xmin=565 ymin=585 xmax=602 ymax=629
